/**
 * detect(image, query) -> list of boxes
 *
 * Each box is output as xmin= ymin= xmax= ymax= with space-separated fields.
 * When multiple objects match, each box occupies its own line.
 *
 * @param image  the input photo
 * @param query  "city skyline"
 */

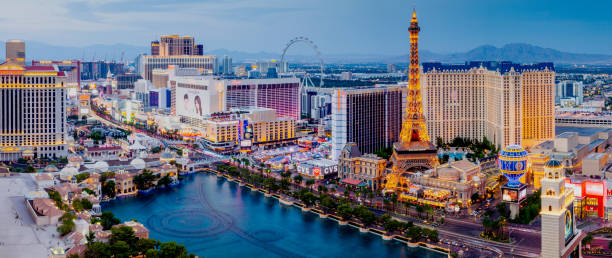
xmin=0 ymin=0 xmax=611 ymax=56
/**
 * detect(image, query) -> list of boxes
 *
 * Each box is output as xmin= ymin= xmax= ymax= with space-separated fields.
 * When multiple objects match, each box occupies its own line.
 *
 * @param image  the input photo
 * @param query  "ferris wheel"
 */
xmin=280 ymin=37 xmax=324 ymax=87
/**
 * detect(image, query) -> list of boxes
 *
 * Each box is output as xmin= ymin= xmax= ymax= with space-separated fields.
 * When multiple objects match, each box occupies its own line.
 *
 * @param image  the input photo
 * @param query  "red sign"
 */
xmin=585 ymin=182 xmax=604 ymax=196
xmin=313 ymin=168 xmax=321 ymax=177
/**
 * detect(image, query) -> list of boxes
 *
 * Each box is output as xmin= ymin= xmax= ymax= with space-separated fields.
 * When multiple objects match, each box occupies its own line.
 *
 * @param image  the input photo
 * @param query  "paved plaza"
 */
xmin=0 ymin=175 xmax=60 ymax=258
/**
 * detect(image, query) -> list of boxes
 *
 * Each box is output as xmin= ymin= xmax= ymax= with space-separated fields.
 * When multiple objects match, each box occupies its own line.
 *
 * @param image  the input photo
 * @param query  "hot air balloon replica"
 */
xmin=498 ymin=144 xmax=530 ymax=219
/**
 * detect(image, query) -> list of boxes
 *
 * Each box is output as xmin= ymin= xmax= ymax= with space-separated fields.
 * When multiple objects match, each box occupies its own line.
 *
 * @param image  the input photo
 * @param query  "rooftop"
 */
xmin=555 ymin=126 xmax=612 ymax=137
xmin=422 ymin=61 xmax=554 ymax=74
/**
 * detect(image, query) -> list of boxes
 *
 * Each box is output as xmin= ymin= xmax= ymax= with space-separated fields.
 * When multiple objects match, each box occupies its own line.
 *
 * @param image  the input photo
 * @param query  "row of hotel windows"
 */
xmin=0 ymin=76 xmax=59 ymax=84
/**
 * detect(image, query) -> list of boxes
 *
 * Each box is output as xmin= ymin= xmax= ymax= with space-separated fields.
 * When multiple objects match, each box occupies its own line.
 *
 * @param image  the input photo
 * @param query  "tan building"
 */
xmin=115 ymin=171 xmax=136 ymax=197
xmin=151 ymin=69 xmax=169 ymax=88
xmin=530 ymin=127 xmax=612 ymax=187
xmin=27 ymin=198 xmax=64 ymax=226
xmin=5 ymin=40 xmax=25 ymax=66
xmin=403 ymin=159 xmax=484 ymax=207
xmin=202 ymin=107 xmax=296 ymax=153
xmin=338 ymin=143 xmax=387 ymax=191
xmin=422 ymin=61 xmax=555 ymax=148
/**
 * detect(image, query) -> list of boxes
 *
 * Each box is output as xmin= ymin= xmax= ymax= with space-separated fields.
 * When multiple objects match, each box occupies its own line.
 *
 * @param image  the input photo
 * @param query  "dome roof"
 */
xmin=500 ymin=145 xmax=528 ymax=158
xmin=160 ymin=151 xmax=175 ymax=160
xmin=130 ymin=158 xmax=146 ymax=170
xmin=44 ymin=165 xmax=59 ymax=172
xmin=93 ymin=161 xmax=109 ymax=172
xmin=438 ymin=167 xmax=460 ymax=181
xmin=60 ymin=166 xmax=78 ymax=175
xmin=545 ymin=159 xmax=562 ymax=168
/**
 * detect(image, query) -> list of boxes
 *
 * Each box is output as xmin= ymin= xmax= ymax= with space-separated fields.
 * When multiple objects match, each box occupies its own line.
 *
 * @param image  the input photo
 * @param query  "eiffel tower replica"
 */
xmin=384 ymin=10 xmax=438 ymax=195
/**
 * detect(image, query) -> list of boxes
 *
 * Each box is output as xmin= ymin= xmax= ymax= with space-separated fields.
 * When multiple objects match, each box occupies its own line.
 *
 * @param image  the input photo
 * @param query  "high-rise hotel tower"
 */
xmin=0 ymin=51 xmax=68 ymax=160
xmin=422 ymin=61 xmax=555 ymax=148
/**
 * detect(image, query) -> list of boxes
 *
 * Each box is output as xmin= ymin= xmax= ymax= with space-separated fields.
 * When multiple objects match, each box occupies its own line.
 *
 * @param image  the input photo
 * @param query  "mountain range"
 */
xmin=1 ymin=41 xmax=611 ymax=65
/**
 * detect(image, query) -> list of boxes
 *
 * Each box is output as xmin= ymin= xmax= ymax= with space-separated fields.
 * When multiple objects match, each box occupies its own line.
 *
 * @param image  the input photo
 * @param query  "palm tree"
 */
xmin=293 ymin=175 xmax=303 ymax=186
xmin=305 ymin=179 xmax=315 ymax=191
xmin=416 ymin=205 xmax=424 ymax=218
xmin=582 ymin=233 xmax=594 ymax=249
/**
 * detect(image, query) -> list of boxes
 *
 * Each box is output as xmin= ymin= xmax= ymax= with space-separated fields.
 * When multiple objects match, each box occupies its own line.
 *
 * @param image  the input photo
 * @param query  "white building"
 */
xmin=540 ymin=159 xmax=583 ymax=257
xmin=556 ymin=80 xmax=584 ymax=106
xmin=0 ymin=62 xmax=68 ymax=160
xmin=169 ymin=69 xmax=300 ymax=127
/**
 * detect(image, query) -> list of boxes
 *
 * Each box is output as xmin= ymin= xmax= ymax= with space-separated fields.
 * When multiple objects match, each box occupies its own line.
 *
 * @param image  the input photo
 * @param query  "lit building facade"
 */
xmin=541 ymin=159 xmax=582 ymax=258
xmin=331 ymin=86 xmax=403 ymax=160
xmin=0 ymin=63 xmax=68 ymax=160
xmin=201 ymin=107 xmax=296 ymax=153
xmin=422 ymin=61 xmax=555 ymax=148
xmin=32 ymin=60 xmax=81 ymax=89
xmin=152 ymin=35 xmax=203 ymax=57
xmin=169 ymin=68 xmax=300 ymax=124
xmin=140 ymin=55 xmax=215 ymax=81
xmin=337 ymin=143 xmax=387 ymax=191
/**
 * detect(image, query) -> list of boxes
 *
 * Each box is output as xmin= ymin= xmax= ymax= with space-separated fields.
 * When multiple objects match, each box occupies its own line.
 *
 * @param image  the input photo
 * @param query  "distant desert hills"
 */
xmin=1 ymin=41 xmax=611 ymax=65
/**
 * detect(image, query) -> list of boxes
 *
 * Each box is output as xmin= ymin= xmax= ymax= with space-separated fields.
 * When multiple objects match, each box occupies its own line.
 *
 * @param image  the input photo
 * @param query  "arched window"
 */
xmin=549 ymin=206 xmax=552 ymax=211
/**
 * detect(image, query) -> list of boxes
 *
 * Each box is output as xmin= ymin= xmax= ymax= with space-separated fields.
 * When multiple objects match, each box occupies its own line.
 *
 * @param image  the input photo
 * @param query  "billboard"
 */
xmin=585 ymin=181 xmax=604 ymax=196
xmin=502 ymin=184 xmax=527 ymax=203
xmin=565 ymin=203 xmax=574 ymax=245
xmin=176 ymin=86 xmax=219 ymax=119
xmin=502 ymin=188 xmax=518 ymax=202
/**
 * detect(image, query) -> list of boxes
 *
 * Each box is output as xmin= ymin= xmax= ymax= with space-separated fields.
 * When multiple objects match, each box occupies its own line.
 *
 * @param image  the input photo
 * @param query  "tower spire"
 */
xmin=383 ymin=8 xmax=438 ymax=196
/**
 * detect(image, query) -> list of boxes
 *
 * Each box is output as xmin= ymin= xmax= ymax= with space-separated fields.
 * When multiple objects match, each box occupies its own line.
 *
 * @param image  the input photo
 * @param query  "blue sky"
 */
xmin=1 ymin=0 xmax=610 ymax=55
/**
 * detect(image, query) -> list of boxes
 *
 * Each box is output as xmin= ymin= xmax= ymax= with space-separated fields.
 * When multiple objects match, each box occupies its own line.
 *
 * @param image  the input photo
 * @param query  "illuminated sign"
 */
xmin=565 ymin=182 xmax=582 ymax=197
xmin=502 ymin=188 xmax=518 ymax=202
xmin=565 ymin=203 xmax=574 ymax=245
xmin=297 ymin=164 xmax=338 ymax=178
xmin=585 ymin=182 xmax=604 ymax=196
xmin=313 ymin=168 xmax=321 ymax=177
xmin=519 ymin=188 xmax=527 ymax=201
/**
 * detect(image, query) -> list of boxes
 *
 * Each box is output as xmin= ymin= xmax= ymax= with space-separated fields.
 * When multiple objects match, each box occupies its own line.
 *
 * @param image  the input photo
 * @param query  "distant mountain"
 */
xmin=1 ymin=41 xmax=611 ymax=65
xmin=408 ymin=43 xmax=612 ymax=65
xmin=0 ymin=41 xmax=148 ymax=62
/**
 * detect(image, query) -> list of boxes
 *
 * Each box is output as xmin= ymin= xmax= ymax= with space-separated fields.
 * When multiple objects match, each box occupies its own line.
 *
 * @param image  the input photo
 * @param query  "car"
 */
xmin=432 ymin=222 xmax=439 ymax=227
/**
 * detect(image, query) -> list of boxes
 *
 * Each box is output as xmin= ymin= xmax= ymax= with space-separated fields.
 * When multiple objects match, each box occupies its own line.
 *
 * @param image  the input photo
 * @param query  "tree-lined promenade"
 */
xmin=212 ymin=161 xmax=449 ymax=251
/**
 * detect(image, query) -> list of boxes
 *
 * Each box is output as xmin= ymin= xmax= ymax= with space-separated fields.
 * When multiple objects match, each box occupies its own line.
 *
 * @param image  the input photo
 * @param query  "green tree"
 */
xmin=337 ymin=203 xmax=353 ymax=221
xmin=102 ymin=180 xmax=116 ymax=198
xmin=110 ymin=240 xmax=132 ymax=258
xmin=157 ymin=175 xmax=172 ymax=187
xmin=582 ymin=233 xmax=594 ymax=248
xmin=135 ymin=238 xmax=158 ymax=254
xmin=406 ymin=226 xmax=423 ymax=242
xmin=160 ymin=241 xmax=189 ymax=258
xmin=100 ymin=211 xmax=121 ymax=230
xmin=299 ymin=191 xmax=318 ymax=207
xmin=134 ymin=169 xmax=156 ymax=190
xmin=75 ymin=172 xmax=90 ymax=183
xmin=293 ymin=175 xmax=303 ymax=185
xmin=110 ymin=226 xmax=136 ymax=246
xmin=305 ymin=179 xmax=315 ymax=191
xmin=279 ymin=179 xmax=290 ymax=191
xmin=470 ymin=192 xmax=480 ymax=204
xmin=319 ymin=195 xmax=337 ymax=213
xmin=84 ymin=242 xmax=112 ymax=258
xmin=24 ymin=166 xmax=35 ymax=173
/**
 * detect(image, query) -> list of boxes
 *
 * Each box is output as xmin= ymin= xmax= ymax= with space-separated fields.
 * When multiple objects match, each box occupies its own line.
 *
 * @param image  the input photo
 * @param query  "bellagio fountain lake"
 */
xmin=103 ymin=172 xmax=446 ymax=257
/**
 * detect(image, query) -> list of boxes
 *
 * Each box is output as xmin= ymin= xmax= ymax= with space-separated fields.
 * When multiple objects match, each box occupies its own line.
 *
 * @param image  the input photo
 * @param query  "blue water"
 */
xmin=438 ymin=153 xmax=465 ymax=160
xmin=103 ymin=173 xmax=446 ymax=258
